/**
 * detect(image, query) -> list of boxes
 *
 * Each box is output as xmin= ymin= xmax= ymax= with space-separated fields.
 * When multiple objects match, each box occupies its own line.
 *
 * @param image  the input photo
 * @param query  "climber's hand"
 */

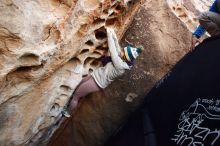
xmin=190 ymin=35 xmax=200 ymax=51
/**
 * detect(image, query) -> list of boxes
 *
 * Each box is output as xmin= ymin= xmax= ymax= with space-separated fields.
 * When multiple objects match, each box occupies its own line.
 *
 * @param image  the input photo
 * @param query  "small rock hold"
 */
xmin=125 ymin=93 xmax=138 ymax=103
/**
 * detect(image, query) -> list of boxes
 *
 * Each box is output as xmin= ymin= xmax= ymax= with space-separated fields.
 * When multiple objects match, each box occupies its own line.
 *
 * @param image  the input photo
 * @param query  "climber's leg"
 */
xmin=69 ymin=76 xmax=100 ymax=112
xmin=80 ymin=74 xmax=92 ymax=84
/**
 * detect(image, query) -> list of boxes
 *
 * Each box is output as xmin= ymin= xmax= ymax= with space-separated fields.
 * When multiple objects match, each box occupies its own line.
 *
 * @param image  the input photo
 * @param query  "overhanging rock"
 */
xmin=0 ymin=0 xmax=141 ymax=145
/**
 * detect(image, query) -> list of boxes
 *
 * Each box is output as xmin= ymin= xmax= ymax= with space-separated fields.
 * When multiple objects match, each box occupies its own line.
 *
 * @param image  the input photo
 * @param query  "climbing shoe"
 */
xmin=61 ymin=108 xmax=71 ymax=118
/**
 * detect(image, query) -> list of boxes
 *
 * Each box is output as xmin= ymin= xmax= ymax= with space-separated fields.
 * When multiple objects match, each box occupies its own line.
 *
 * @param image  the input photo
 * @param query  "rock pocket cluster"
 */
xmin=0 ymin=0 xmax=141 ymax=145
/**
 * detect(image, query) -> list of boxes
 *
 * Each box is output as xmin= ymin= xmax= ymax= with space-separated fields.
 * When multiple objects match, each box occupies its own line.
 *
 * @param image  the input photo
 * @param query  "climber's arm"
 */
xmin=106 ymin=28 xmax=129 ymax=70
xmin=109 ymin=28 xmax=121 ymax=53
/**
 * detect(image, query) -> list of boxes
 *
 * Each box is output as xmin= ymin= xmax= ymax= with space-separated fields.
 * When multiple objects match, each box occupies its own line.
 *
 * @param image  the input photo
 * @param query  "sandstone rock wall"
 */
xmin=0 ymin=0 xmax=213 ymax=145
xmin=48 ymin=0 xmax=196 ymax=145
xmin=0 ymin=0 xmax=141 ymax=145
xmin=167 ymin=0 xmax=214 ymax=32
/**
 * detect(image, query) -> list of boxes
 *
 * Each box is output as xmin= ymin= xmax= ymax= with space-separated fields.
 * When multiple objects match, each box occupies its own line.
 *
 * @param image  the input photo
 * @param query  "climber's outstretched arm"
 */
xmin=106 ymin=28 xmax=129 ymax=70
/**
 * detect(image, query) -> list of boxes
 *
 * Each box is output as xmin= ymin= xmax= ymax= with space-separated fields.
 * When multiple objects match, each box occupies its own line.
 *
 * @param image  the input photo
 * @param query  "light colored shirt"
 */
xmin=91 ymin=61 xmax=129 ymax=88
xmin=91 ymin=29 xmax=130 ymax=88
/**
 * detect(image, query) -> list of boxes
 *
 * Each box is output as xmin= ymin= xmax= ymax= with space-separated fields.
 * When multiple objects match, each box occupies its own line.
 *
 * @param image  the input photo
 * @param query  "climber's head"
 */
xmin=121 ymin=46 xmax=144 ymax=64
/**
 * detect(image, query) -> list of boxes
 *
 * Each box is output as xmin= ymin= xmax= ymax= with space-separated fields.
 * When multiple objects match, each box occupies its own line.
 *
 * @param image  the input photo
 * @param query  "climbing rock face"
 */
xmin=0 ymin=0 xmax=213 ymax=145
xmin=49 ymin=0 xmax=213 ymax=146
xmin=0 ymin=0 xmax=141 ymax=145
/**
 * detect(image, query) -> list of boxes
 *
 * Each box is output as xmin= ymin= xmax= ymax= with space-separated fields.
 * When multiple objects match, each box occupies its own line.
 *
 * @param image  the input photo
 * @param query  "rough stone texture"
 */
xmin=0 ymin=0 xmax=212 ymax=145
xmin=0 ymin=0 xmax=141 ymax=145
xmin=167 ymin=0 xmax=214 ymax=32
xmin=48 ymin=0 xmax=199 ymax=145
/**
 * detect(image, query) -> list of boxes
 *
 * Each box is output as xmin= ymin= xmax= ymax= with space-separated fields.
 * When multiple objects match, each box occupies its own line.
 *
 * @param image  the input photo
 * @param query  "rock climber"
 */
xmin=191 ymin=0 xmax=220 ymax=50
xmin=62 ymin=27 xmax=143 ymax=117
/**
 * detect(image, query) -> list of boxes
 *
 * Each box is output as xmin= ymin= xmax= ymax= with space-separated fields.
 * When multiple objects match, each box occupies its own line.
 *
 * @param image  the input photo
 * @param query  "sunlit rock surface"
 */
xmin=0 ymin=0 xmax=141 ymax=145
xmin=167 ymin=0 xmax=214 ymax=32
xmin=0 ymin=0 xmax=212 ymax=145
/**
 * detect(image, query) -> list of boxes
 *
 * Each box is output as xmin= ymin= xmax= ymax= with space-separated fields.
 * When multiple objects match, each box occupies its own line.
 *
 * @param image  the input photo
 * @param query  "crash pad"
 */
xmin=105 ymin=35 xmax=220 ymax=146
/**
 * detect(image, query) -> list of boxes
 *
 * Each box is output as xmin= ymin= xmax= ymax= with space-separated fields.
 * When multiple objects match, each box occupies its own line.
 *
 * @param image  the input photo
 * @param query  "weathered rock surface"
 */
xmin=0 ymin=0 xmax=213 ymax=145
xmin=48 ymin=0 xmax=204 ymax=145
xmin=0 ymin=0 xmax=141 ymax=145
xmin=167 ymin=0 xmax=214 ymax=32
